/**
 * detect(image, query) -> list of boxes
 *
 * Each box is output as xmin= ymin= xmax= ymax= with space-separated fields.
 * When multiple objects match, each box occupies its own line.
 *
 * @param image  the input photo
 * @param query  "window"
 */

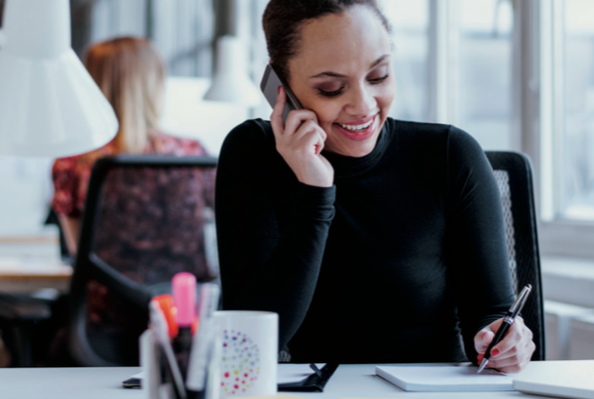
xmin=556 ymin=0 xmax=594 ymax=220
xmin=380 ymin=0 xmax=430 ymax=122
xmin=457 ymin=0 xmax=514 ymax=150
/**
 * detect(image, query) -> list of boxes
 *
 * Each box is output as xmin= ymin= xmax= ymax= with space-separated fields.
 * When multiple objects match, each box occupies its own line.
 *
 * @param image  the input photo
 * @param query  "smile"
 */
xmin=334 ymin=114 xmax=379 ymax=142
xmin=338 ymin=119 xmax=374 ymax=132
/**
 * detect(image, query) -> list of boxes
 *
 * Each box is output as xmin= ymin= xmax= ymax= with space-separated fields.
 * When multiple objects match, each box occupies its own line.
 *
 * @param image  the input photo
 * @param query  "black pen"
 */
xmin=477 ymin=284 xmax=532 ymax=374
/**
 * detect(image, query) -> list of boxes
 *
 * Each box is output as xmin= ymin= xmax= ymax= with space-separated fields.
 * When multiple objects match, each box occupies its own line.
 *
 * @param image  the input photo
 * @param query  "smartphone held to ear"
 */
xmin=260 ymin=64 xmax=302 ymax=123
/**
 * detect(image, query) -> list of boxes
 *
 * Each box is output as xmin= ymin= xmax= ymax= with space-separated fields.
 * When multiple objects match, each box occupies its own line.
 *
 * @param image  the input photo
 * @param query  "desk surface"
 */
xmin=0 ymin=364 xmax=560 ymax=399
xmin=0 ymin=257 xmax=71 ymax=293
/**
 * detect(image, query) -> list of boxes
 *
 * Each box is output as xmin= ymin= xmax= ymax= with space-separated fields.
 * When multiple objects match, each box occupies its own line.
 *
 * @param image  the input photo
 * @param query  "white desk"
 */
xmin=0 ymin=364 xmax=557 ymax=399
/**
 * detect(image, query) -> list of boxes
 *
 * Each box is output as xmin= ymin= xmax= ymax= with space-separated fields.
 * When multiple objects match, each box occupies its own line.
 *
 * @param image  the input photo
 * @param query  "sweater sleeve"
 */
xmin=215 ymin=120 xmax=336 ymax=351
xmin=445 ymin=126 xmax=516 ymax=364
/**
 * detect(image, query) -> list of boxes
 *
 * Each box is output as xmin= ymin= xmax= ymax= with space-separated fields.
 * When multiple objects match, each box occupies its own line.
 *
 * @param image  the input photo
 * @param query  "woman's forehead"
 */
xmin=290 ymin=6 xmax=391 ymax=76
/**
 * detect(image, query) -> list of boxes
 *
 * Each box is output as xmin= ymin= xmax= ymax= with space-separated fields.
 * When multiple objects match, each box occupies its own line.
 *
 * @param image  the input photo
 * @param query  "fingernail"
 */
xmin=477 ymin=353 xmax=484 ymax=361
xmin=491 ymin=348 xmax=500 ymax=357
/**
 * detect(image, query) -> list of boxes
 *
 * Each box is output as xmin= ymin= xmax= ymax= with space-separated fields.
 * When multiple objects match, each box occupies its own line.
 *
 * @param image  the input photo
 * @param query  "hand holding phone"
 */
xmin=261 ymin=64 xmax=334 ymax=188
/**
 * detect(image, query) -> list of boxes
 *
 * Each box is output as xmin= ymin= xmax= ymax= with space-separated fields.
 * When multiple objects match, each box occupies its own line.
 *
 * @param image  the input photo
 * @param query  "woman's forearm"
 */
xmin=58 ymin=214 xmax=80 ymax=256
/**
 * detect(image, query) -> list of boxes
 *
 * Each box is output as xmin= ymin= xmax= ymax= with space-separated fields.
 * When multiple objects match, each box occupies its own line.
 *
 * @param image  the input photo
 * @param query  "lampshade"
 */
xmin=203 ymin=36 xmax=261 ymax=106
xmin=0 ymin=0 xmax=118 ymax=157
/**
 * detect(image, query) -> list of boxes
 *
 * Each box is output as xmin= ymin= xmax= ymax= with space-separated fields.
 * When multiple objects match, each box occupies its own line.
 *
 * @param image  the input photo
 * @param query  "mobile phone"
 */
xmin=260 ymin=64 xmax=303 ymax=122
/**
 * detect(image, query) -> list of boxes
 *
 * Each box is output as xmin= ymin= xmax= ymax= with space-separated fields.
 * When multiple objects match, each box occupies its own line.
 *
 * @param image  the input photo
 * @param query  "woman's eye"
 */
xmin=369 ymin=74 xmax=389 ymax=84
xmin=318 ymin=87 xmax=344 ymax=97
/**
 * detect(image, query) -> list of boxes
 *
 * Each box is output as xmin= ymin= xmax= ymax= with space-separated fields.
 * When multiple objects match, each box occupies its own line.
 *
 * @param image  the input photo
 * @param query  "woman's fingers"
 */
xmin=284 ymin=109 xmax=319 ymax=137
xmin=279 ymin=120 xmax=326 ymax=155
xmin=489 ymin=340 xmax=535 ymax=373
xmin=490 ymin=318 xmax=532 ymax=359
xmin=268 ymin=87 xmax=334 ymax=187
xmin=474 ymin=320 xmax=500 ymax=355
xmin=474 ymin=316 xmax=536 ymax=373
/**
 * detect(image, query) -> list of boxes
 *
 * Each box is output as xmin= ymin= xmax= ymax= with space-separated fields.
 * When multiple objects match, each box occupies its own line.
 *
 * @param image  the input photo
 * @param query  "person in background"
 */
xmin=51 ymin=37 xmax=207 ymax=256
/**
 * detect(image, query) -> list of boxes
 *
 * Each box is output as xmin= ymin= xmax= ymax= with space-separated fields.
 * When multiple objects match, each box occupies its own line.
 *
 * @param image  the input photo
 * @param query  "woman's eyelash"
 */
xmin=318 ymin=88 xmax=344 ymax=97
xmin=317 ymin=74 xmax=390 ymax=97
xmin=369 ymin=74 xmax=389 ymax=83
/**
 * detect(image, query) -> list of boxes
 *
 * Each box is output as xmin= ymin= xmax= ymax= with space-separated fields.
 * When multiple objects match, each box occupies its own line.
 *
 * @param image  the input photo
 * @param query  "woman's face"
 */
xmin=287 ymin=5 xmax=395 ymax=158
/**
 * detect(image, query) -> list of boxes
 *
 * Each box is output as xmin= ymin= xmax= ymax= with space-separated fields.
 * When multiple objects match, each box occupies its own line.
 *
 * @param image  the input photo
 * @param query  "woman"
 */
xmin=52 ymin=37 xmax=207 ymax=255
xmin=216 ymin=0 xmax=535 ymax=372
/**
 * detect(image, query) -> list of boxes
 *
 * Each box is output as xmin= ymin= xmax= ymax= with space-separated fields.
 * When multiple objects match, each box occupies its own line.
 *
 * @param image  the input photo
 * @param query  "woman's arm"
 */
xmin=444 ymin=126 xmax=534 ymax=371
xmin=58 ymin=214 xmax=80 ymax=256
xmin=215 ymin=120 xmax=336 ymax=351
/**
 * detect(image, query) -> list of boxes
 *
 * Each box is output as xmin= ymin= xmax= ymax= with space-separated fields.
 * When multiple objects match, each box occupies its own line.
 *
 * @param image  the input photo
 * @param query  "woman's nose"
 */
xmin=345 ymin=84 xmax=377 ymax=116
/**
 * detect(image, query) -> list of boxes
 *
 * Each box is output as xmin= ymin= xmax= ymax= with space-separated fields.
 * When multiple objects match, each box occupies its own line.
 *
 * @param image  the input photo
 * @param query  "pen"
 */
xmin=477 ymin=284 xmax=532 ymax=374
xmin=172 ymin=272 xmax=197 ymax=380
xmin=186 ymin=283 xmax=220 ymax=391
xmin=149 ymin=301 xmax=187 ymax=399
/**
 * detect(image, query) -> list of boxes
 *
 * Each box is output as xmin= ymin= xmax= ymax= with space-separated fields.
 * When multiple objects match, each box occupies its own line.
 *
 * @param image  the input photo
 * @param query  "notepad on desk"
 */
xmin=375 ymin=365 xmax=514 ymax=392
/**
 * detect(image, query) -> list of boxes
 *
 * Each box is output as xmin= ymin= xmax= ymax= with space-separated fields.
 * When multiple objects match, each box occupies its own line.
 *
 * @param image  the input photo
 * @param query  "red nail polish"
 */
xmin=477 ymin=353 xmax=484 ymax=361
xmin=491 ymin=348 xmax=500 ymax=357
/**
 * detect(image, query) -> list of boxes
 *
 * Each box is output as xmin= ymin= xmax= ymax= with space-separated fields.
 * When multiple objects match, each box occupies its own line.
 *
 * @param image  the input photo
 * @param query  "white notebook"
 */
xmin=375 ymin=365 xmax=513 ymax=392
xmin=513 ymin=360 xmax=594 ymax=399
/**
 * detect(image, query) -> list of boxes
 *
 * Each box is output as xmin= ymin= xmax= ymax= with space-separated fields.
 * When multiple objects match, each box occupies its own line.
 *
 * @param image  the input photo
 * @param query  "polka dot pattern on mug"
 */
xmin=220 ymin=330 xmax=260 ymax=395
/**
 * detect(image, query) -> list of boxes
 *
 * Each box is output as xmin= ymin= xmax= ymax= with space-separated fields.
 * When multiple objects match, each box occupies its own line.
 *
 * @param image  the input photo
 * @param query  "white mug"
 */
xmin=215 ymin=311 xmax=278 ymax=397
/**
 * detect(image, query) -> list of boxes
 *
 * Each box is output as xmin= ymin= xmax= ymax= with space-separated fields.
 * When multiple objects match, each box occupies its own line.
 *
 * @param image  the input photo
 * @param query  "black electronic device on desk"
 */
xmin=278 ymin=363 xmax=339 ymax=392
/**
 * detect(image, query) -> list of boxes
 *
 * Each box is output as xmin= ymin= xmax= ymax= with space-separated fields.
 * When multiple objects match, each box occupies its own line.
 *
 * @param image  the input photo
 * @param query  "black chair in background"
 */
xmin=0 ymin=210 xmax=71 ymax=367
xmin=64 ymin=155 xmax=218 ymax=366
xmin=486 ymin=151 xmax=545 ymax=361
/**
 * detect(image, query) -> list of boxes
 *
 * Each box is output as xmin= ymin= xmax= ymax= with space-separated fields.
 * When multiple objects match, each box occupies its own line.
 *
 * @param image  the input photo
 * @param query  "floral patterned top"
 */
xmin=51 ymin=132 xmax=207 ymax=218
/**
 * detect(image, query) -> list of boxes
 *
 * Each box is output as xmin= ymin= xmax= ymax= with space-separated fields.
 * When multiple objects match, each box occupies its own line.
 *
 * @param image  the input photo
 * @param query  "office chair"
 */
xmin=0 ymin=211 xmax=70 ymax=367
xmin=486 ymin=151 xmax=545 ymax=361
xmin=66 ymin=155 xmax=218 ymax=366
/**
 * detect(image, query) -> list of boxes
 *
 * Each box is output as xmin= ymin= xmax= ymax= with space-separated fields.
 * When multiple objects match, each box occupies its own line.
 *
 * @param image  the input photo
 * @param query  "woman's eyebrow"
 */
xmin=309 ymin=54 xmax=391 ymax=78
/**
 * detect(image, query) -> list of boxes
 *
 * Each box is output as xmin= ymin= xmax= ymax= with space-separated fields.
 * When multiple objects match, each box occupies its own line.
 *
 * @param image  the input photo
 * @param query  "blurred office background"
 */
xmin=0 ymin=0 xmax=593 ymax=360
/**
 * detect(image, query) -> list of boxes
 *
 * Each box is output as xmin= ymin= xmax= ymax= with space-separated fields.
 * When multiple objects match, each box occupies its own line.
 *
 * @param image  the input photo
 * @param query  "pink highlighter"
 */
xmin=172 ymin=272 xmax=197 ymax=379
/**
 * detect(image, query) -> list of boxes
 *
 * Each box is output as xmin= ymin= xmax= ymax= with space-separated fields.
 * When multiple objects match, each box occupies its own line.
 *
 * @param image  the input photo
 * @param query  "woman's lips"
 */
xmin=334 ymin=114 xmax=378 ymax=142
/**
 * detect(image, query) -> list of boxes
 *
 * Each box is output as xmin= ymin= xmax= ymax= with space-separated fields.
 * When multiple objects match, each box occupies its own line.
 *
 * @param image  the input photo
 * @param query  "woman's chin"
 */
xmin=326 ymin=129 xmax=380 ymax=157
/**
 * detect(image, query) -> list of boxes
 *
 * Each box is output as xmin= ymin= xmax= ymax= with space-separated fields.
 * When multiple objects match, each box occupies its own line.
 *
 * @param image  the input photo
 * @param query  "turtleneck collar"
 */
xmin=322 ymin=118 xmax=394 ymax=179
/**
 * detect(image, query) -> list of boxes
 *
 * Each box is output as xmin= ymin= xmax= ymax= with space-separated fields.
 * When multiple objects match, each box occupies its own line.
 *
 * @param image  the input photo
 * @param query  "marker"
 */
xmin=152 ymin=294 xmax=178 ymax=338
xmin=172 ymin=272 xmax=197 ymax=380
xmin=477 ymin=284 xmax=532 ymax=374
xmin=149 ymin=301 xmax=186 ymax=399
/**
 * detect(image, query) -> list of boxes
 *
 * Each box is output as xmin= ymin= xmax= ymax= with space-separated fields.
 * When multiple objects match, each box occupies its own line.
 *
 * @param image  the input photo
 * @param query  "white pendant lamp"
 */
xmin=203 ymin=35 xmax=261 ymax=106
xmin=0 ymin=0 xmax=118 ymax=157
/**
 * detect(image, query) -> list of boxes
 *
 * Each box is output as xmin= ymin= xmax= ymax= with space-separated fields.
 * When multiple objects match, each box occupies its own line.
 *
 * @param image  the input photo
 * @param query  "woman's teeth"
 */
xmin=338 ymin=119 xmax=373 ymax=132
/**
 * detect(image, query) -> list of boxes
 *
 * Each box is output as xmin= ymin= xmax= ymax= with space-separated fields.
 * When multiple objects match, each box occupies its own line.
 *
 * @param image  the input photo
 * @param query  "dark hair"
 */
xmin=262 ymin=0 xmax=392 ymax=84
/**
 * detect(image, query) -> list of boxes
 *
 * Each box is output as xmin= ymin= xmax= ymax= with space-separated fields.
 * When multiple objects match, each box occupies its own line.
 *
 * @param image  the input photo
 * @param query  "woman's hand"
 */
xmin=474 ymin=316 xmax=535 ymax=373
xmin=270 ymin=87 xmax=334 ymax=187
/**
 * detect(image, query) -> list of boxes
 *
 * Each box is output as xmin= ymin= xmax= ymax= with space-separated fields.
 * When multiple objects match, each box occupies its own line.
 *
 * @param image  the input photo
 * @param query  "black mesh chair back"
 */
xmin=486 ymin=151 xmax=545 ymax=360
xmin=68 ymin=155 xmax=217 ymax=366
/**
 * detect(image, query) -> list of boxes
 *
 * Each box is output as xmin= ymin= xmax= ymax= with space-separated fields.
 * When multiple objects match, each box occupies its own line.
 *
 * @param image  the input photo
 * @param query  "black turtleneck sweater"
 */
xmin=215 ymin=118 xmax=515 ymax=364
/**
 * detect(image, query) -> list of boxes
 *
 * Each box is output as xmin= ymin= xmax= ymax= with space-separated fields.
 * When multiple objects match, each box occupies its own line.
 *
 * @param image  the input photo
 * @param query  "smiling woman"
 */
xmin=215 ymin=0 xmax=536 ymax=373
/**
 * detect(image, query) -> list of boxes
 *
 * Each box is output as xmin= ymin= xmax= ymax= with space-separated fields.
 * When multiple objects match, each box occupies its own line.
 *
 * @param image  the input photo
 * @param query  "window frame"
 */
xmin=521 ymin=0 xmax=594 ymax=259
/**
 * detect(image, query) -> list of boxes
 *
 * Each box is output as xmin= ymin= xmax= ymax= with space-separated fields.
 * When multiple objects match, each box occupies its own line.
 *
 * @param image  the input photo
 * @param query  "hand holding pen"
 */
xmin=474 ymin=284 xmax=536 ymax=374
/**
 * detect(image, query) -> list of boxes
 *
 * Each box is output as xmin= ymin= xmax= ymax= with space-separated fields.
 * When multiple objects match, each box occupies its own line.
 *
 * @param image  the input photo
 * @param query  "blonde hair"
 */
xmin=84 ymin=37 xmax=166 ymax=155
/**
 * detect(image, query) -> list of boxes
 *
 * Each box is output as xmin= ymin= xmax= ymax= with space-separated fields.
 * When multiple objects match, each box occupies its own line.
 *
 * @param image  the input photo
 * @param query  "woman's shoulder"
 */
xmin=389 ymin=118 xmax=482 ymax=154
xmin=149 ymin=131 xmax=208 ymax=156
xmin=220 ymin=119 xmax=275 ymax=156
xmin=52 ymin=141 xmax=116 ymax=174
